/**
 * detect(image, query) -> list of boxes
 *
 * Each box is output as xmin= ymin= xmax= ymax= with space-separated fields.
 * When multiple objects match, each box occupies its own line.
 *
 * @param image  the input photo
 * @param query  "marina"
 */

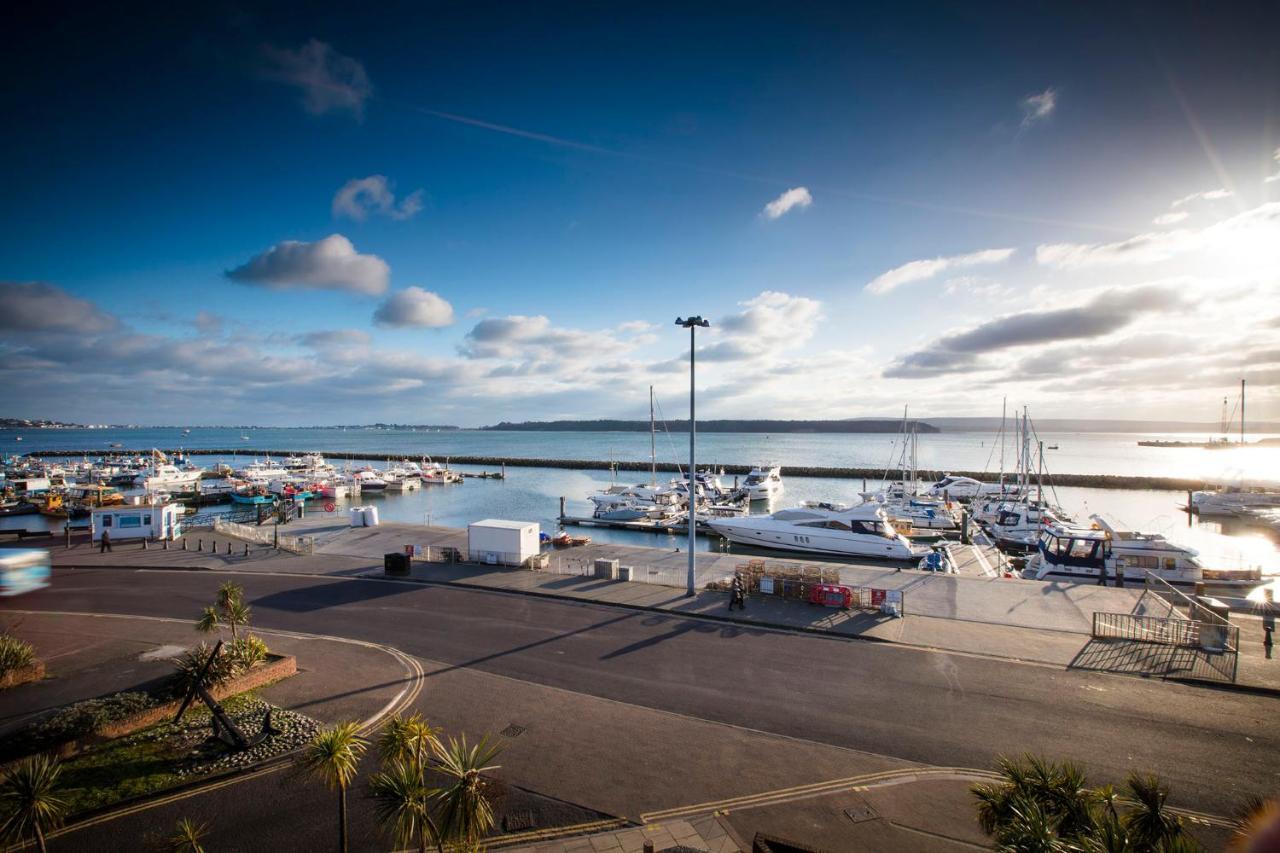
xmin=4 ymin=426 xmax=1277 ymax=593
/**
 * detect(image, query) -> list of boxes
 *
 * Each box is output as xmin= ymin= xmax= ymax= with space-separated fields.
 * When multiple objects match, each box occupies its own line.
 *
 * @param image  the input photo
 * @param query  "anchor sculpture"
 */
xmin=173 ymin=639 xmax=278 ymax=749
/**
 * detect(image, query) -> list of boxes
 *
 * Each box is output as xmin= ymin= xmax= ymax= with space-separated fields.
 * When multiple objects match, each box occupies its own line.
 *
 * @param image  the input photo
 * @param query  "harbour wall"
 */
xmin=26 ymin=448 xmax=1212 ymax=491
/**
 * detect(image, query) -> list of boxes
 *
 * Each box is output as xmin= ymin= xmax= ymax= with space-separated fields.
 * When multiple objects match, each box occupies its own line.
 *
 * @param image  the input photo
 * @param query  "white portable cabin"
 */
xmin=467 ymin=519 xmax=540 ymax=566
xmin=91 ymin=503 xmax=184 ymax=542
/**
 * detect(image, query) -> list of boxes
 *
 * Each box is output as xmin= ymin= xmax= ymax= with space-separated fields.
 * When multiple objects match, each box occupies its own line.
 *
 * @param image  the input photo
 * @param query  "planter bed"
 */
xmin=0 ymin=660 xmax=45 ymax=689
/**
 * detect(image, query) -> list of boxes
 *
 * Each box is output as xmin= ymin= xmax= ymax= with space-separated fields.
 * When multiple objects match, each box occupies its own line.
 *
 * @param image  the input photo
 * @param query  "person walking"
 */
xmin=729 ymin=575 xmax=746 ymax=611
xmin=99 ymin=527 xmax=111 ymax=553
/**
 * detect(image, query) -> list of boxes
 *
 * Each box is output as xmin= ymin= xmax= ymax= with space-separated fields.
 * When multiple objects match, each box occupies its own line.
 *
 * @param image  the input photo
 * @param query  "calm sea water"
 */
xmin=4 ymin=428 xmax=1277 ymax=574
xmin=4 ymin=426 xmax=1279 ymax=481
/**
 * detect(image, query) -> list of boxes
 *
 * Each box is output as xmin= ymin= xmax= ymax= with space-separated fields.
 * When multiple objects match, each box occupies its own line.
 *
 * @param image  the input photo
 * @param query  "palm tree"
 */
xmin=217 ymin=580 xmax=244 ymax=609
xmin=0 ymin=754 xmax=68 ymax=853
xmin=369 ymin=759 xmax=444 ymax=853
xmin=167 ymin=817 xmax=211 ymax=853
xmin=377 ymin=713 xmax=442 ymax=776
xmin=1123 ymin=772 xmax=1184 ymax=849
xmin=434 ymin=735 xmax=504 ymax=852
xmin=195 ymin=605 xmax=220 ymax=635
xmin=222 ymin=598 xmax=251 ymax=642
xmin=299 ymin=722 xmax=368 ymax=853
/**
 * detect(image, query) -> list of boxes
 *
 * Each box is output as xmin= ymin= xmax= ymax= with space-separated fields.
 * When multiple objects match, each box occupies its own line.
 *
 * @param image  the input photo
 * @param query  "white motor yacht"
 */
xmin=234 ymin=459 xmax=288 ymax=481
xmin=742 ymin=465 xmax=783 ymax=501
xmin=925 ymin=475 xmax=1022 ymax=502
xmin=1024 ymin=516 xmax=1263 ymax=589
xmin=1191 ymin=485 xmax=1280 ymax=517
xmin=133 ymin=463 xmax=203 ymax=492
xmin=352 ymin=469 xmax=388 ymax=491
xmin=708 ymin=502 xmax=919 ymax=560
xmin=981 ymin=499 xmax=1066 ymax=550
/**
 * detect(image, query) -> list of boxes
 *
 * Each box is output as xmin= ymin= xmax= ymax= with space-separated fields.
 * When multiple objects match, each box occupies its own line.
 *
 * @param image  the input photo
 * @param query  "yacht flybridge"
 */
xmin=1024 ymin=516 xmax=1263 ymax=590
xmin=707 ymin=502 xmax=920 ymax=560
xmin=742 ymin=465 xmax=783 ymax=501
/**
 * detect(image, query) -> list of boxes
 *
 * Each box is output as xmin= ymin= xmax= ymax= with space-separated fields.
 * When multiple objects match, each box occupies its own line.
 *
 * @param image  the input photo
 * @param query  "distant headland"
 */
xmin=480 ymin=419 xmax=940 ymax=434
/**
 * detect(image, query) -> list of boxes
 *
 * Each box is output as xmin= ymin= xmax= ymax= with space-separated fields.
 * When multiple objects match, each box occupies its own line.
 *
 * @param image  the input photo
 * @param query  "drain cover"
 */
xmin=844 ymin=801 xmax=879 ymax=824
xmin=500 ymin=724 xmax=526 ymax=738
xmin=503 ymin=810 xmax=535 ymax=832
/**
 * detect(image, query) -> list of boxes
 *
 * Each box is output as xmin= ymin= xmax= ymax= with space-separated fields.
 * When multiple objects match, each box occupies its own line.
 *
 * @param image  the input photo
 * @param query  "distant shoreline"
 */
xmin=24 ymin=447 xmax=1226 ymax=491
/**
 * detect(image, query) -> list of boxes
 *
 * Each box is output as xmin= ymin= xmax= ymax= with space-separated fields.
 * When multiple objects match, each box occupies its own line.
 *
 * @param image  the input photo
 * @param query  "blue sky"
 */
xmin=2 ymin=2 xmax=1278 ymax=426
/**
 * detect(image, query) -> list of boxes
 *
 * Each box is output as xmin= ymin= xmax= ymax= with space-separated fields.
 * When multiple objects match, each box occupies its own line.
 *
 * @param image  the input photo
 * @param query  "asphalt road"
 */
xmin=6 ymin=567 xmax=1277 ymax=848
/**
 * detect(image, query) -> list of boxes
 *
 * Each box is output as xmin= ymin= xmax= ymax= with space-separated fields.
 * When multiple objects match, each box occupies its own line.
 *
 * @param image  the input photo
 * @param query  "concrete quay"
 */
xmin=38 ymin=516 xmax=1280 ymax=693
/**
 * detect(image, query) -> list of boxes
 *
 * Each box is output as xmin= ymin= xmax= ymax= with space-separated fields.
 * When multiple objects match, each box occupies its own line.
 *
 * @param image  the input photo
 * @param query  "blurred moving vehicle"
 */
xmin=0 ymin=548 xmax=51 ymax=596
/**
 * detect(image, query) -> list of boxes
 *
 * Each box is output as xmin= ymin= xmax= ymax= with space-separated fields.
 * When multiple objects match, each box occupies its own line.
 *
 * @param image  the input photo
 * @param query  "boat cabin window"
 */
xmin=799 ymin=520 xmax=852 ymax=531
xmin=1068 ymin=539 xmax=1100 ymax=559
xmin=1129 ymin=555 xmax=1159 ymax=570
xmin=1164 ymin=557 xmax=1177 ymax=571
xmin=998 ymin=510 xmax=1022 ymax=526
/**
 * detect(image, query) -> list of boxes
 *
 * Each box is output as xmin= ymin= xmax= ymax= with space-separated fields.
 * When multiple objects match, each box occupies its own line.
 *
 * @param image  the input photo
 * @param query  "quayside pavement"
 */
xmin=37 ymin=517 xmax=1280 ymax=693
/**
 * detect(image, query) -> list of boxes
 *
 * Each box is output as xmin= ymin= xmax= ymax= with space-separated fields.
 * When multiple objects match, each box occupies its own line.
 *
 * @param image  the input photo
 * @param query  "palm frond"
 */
xmin=167 ymin=817 xmax=211 ymax=853
xmin=0 ymin=755 xmax=68 ymax=847
xmin=368 ymin=759 xmax=443 ymax=852
xmin=299 ymin=722 xmax=368 ymax=791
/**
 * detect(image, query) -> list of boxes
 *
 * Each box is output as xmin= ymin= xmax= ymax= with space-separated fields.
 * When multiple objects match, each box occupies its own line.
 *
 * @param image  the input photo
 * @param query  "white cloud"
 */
xmin=298 ymin=329 xmax=371 ymax=349
xmin=227 ymin=234 xmax=390 ymax=296
xmin=1152 ymin=211 xmax=1189 ymax=226
xmin=332 ymin=175 xmax=423 ymax=221
xmin=1265 ymin=148 xmax=1280 ymax=184
xmin=193 ymin=311 xmax=224 ymax=336
xmin=1019 ymin=88 xmax=1057 ymax=127
xmin=762 ymin=187 xmax=812 ymax=220
xmin=0 ymin=282 xmax=118 ymax=333
xmin=261 ymin=39 xmax=372 ymax=118
xmin=373 ymin=287 xmax=455 ymax=328
xmin=1171 ymin=188 xmax=1233 ymax=208
xmin=865 ymin=248 xmax=1014 ymax=295
xmin=1036 ymin=202 xmax=1280 ymax=269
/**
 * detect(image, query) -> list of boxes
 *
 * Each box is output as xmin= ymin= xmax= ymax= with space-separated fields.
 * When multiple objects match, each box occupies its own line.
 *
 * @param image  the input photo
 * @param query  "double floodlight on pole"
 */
xmin=675 ymin=316 xmax=710 ymax=597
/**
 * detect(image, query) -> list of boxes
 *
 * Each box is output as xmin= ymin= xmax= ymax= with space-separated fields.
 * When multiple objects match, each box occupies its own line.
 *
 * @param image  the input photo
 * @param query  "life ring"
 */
xmin=324 ymin=501 xmax=336 ymax=513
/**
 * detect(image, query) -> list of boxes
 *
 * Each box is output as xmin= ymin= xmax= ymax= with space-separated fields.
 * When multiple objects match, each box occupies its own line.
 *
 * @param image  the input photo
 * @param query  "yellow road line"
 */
xmin=642 ymin=767 xmax=1004 ymax=822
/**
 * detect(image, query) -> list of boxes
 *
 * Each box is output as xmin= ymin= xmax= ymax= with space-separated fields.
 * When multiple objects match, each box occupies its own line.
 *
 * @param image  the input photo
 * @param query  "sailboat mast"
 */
xmin=1241 ymin=378 xmax=1246 ymax=446
xmin=998 ymin=397 xmax=1007 ymax=491
xmin=649 ymin=385 xmax=656 ymax=487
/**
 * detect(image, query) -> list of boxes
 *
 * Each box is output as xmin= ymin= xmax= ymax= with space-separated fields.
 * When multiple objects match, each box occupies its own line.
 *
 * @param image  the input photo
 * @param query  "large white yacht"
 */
xmin=708 ymin=502 xmax=918 ymax=560
xmin=235 ymin=459 xmax=288 ymax=481
xmin=742 ymin=465 xmax=784 ymax=501
xmin=1023 ymin=516 xmax=1263 ymax=590
xmin=133 ymin=462 xmax=202 ymax=492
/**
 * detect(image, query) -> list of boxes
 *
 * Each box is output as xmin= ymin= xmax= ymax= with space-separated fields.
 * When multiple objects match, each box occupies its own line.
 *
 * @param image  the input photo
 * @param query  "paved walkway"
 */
xmin=504 ymin=817 xmax=739 ymax=853
xmin=28 ymin=519 xmax=1279 ymax=692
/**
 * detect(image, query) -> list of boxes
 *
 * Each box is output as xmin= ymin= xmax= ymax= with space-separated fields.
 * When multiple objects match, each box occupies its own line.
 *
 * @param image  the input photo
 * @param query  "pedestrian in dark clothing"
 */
xmin=1265 ymin=613 xmax=1275 ymax=660
xmin=729 ymin=575 xmax=746 ymax=611
xmin=100 ymin=528 xmax=111 ymax=553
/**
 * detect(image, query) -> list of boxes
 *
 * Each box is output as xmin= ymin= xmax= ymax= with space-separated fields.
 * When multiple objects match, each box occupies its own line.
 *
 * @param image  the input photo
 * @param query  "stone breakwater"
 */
xmin=29 ymin=448 xmax=1213 ymax=491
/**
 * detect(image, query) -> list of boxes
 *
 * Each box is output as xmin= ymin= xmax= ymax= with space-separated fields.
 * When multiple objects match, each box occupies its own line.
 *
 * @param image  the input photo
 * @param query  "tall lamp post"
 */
xmin=676 ymin=316 xmax=710 ymax=597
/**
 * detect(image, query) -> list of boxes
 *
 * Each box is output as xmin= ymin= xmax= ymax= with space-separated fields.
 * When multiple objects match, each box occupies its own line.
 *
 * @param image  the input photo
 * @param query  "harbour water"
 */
xmin=4 ymin=428 xmax=1278 ymax=574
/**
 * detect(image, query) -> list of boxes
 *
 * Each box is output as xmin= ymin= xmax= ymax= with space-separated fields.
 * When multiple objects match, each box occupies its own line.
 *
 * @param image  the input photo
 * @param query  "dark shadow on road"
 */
xmin=251 ymin=577 xmax=416 ymax=612
xmin=1068 ymin=638 xmax=1235 ymax=682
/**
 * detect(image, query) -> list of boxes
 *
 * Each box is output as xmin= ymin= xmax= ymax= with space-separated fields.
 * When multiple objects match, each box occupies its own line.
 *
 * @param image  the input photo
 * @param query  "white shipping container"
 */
xmin=467 ymin=519 xmax=540 ymax=566
xmin=362 ymin=505 xmax=380 ymax=527
xmin=350 ymin=507 xmax=367 ymax=527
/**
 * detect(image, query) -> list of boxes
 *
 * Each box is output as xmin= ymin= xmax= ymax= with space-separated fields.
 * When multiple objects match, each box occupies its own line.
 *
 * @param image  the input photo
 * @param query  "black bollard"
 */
xmin=226 ymin=542 xmax=232 ymax=555
xmin=197 ymin=539 xmax=203 ymax=552
xmin=142 ymin=538 xmax=148 ymax=550
xmin=244 ymin=543 xmax=249 ymax=556
xmin=182 ymin=539 xmax=187 ymax=550
xmin=163 ymin=539 xmax=168 ymax=550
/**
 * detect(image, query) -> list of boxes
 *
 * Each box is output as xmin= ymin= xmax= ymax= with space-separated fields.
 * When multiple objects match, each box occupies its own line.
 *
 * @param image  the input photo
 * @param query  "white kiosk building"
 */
xmin=91 ymin=503 xmax=184 ymax=543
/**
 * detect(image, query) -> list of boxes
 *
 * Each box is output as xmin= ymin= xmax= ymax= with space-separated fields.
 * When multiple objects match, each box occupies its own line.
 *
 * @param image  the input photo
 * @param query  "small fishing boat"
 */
xmin=231 ymin=488 xmax=275 ymax=505
xmin=0 ymin=500 xmax=38 ymax=516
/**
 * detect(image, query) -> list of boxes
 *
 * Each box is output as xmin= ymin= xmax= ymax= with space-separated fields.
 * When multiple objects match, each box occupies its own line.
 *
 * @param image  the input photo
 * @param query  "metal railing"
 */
xmin=213 ymin=517 xmax=314 ymax=555
xmin=1092 ymin=611 xmax=1202 ymax=646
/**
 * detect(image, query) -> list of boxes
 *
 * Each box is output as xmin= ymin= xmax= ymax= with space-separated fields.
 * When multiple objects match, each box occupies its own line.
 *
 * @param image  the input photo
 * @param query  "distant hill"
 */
xmin=921 ymin=417 xmax=1279 ymax=434
xmin=481 ymin=419 xmax=940 ymax=434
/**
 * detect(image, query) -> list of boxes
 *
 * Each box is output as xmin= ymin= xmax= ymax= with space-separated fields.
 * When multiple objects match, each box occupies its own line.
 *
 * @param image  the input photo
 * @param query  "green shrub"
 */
xmin=227 ymin=635 xmax=268 ymax=671
xmin=0 ymin=635 xmax=36 ymax=677
xmin=30 ymin=692 xmax=157 ymax=744
xmin=171 ymin=643 xmax=237 ymax=697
